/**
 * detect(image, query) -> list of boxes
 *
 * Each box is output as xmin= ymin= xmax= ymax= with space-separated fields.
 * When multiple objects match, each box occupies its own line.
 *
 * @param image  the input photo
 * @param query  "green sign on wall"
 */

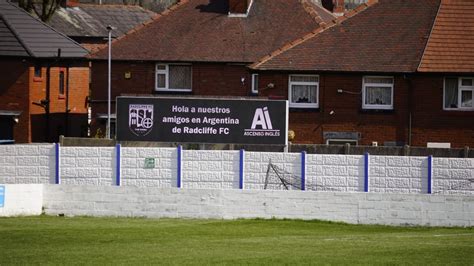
xmin=144 ymin=158 xmax=155 ymax=169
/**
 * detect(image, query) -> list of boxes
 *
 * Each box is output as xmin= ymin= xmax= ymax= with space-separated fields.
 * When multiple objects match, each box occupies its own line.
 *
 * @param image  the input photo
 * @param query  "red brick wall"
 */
xmin=89 ymin=60 xmax=474 ymax=147
xmin=90 ymin=61 xmax=252 ymax=135
xmin=0 ymin=58 xmax=89 ymax=143
xmin=29 ymin=63 xmax=89 ymax=142
xmin=258 ymin=72 xmax=474 ymax=148
xmin=0 ymin=58 xmax=30 ymax=143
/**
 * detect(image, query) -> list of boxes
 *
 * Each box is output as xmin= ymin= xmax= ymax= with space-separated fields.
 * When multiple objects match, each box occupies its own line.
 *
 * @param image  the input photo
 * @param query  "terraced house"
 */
xmin=89 ymin=0 xmax=335 ymax=136
xmin=0 ymin=0 xmax=89 ymax=143
xmin=251 ymin=0 xmax=474 ymax=148
xmin=90 ymin=0 xmax=473 ymax=148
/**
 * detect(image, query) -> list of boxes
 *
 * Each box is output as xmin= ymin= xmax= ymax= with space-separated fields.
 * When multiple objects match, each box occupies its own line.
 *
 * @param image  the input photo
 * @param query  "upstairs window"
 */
xmin=59 ymin=70 xmax=65 ymax=97
xmin=362 ymin=76 xmax=394 ymax=110
xmin=289 ymin=75 xmax=319 ymax=108
xmin=34 ymin=65 xmax=42 ymax=78
xmin=156 ymin=64 xmax=192 ymax=92
xmin=444 ymin=77 xmax=473 ymax=110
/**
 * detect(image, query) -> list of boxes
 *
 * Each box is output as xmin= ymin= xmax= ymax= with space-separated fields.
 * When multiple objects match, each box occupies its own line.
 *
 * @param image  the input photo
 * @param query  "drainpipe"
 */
xmin=45 ymin=64 xmax=51 ymax=141
xmin=65 ymin=65 xmax=70 ymax=137
xmin=405 ymin=74 xmax=413 ymax=146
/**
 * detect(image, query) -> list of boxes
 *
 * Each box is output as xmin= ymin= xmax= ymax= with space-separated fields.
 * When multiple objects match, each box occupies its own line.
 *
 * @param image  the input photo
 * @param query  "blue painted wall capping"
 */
xmin=428 ymin=155 xmax=433 ymax=194
xmin=177 ymin=145 xmax=182 ymax=188
xmin=239 ymin=149 xmax=245 ymax=189
xmin=364 ymin=152 xmax=369 ymax=192
xmin=116 ymin=144 xmax=121 ymax=186
xmin=55 ymin=143 xmax=60 ymax=184
xmin=301 ymin=151 xmax=306 ymax=191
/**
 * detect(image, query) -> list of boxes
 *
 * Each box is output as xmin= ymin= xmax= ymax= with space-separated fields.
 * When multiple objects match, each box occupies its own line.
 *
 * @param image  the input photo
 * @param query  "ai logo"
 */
xmin=129 ymin=104 xmax=154 ymax=136
xmin=244 ymin=107 xmax=280 ymax=137
xmin=251 ymin=107 xmax=273 ymax=129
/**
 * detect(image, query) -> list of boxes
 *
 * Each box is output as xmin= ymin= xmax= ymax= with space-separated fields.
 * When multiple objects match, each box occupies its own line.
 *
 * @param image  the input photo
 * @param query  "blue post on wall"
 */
xmin=301 ymin=151 xmax=306 ymax=191
xmin=116 ymin=144 xmax=121 ymax=186
xmin=364 ymin=152 xmax=369 ymax=192
xmin=428 ymin=155 xmax=433 ymax=194
xmin=239 ymin=149 xmax=245 ymax=189
xmin=55 ymin=143 xmax=60 ymax=184
xmin=177 ymin=145 xmax=182 ymax=188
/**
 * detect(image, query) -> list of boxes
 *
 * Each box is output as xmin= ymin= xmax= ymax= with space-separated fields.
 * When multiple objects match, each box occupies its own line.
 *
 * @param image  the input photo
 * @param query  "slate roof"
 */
xmin=91 ymin=0 xmax=335 ymax=63
xmin=418 ymin=0 xmax=474 ymax=73
xmin=47 ymin=4 xmax=157 ymax=38
xmin=252 ymin=0 xmax=440 ymax=73
xmin=0 ymin=0 xmax=88 ymax=58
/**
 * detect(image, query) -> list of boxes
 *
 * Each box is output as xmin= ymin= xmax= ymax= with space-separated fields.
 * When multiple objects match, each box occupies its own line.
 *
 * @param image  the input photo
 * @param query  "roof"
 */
xmin=0 ymin=0 xmax=88 ymax=58
xmin=91 ymin=0 xmax=335 ymax=63
xmin=418 ymin=0 xmax=474 ymax=73
xmin=253 ymin=0 xmax=440 ymax=73
xmin=47 ymin=4 xmax=157 ymax=38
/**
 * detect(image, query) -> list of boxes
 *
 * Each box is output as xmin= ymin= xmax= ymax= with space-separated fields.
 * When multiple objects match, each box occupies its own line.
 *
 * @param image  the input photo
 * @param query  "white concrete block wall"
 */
xmin=244 ymin=151 xmax=301 ymax=190
xmin=0 ymin=184 xmax=43 ymax=216
xmin=61 ymin=147 xmax=115 ymax=186
xmin=306 ymin=155 xmax=364 ymax=192
xmin=0 ymin=144 xmax=54 ymax=184
xmin=369 ymin=156 xmax=428 ymax=193
xmin=183 ymin=150 xmax=239 ymax=189
xmin=121 ymin=147 xmax=177 ymax=187
xmin=42 ymin=185 xmax=474 ymax=227
xmin=433 ymin=158 xmax=474 ymax=195
xmin=1 ymin=145 xmax=472 ymax=195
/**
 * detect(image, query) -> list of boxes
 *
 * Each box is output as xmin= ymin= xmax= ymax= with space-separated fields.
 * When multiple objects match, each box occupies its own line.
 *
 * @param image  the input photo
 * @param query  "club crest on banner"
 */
xmin=129 ymin=104 xmax=154 ymax=136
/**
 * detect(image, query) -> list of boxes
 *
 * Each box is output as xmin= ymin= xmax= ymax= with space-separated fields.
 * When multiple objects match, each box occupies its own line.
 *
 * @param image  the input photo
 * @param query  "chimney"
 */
xmin=228 ymin=0 xmax=252 ymax=15
xmin=321 ymin=0 xmax=345 ymax=16
xmin=333 ymin=0 xmax=345 ymax=14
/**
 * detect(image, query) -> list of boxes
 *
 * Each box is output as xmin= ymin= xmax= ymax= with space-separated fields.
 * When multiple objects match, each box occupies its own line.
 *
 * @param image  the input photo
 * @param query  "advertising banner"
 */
xmin=116 ymin=97 xmax=288 ymax=145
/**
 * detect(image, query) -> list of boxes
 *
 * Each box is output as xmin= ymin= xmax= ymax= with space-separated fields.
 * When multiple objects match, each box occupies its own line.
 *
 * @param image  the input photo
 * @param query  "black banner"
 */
xmin=116 ymin=97 xmax=288 ymax=145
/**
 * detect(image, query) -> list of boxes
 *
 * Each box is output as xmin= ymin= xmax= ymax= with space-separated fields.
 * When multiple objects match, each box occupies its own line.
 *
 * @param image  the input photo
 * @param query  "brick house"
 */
xmin=251 ymin=0 xmax=474 ymax=148
xmin=0 ymin=0 xmax=89 ymax=143
xmin=89 ymin=0 xmax=335 ymax=137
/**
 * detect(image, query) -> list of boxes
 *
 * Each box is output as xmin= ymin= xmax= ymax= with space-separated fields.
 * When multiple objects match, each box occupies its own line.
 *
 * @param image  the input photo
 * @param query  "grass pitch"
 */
xmin=0 ymin=216 xmax=472 ymax=265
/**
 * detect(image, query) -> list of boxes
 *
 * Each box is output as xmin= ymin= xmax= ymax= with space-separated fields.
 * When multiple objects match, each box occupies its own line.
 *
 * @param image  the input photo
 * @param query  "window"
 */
xmin=288 ymin=75 xmax=319 ymax=108
xmin=155 ymin=64 xmax=192 ymax=92
xmin=34 ymin=65 xmax=42 ymax=78
xmin=251 ymin=74 xmax=259 ymax=94
xmin=362 ymin=76 xmax=394 ymax=109
xmin=444 ymin=77 xmax=474 ymax=110
xmin=59 ymin=70 xmax=65 ymax=97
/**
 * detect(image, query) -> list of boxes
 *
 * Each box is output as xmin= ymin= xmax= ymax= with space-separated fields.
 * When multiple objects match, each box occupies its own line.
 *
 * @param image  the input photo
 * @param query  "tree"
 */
xmin=19 ymin=0 xmax=62 ymax=22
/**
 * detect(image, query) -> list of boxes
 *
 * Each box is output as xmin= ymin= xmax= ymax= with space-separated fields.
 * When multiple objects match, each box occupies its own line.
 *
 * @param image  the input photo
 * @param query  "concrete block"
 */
xmin=323 ymin=166 xmax=348 ymax=176
xmin=16 ymin=146 xmax=39 ymax=156
xmin=449 ymin=159 xmax=473 ymax=169
xmin=323 ymin=155 xmax=348 ymax=165
xmin=17 ymin=167 xmax=39 ymax=176
xmin=386 ymin=167 xmax=411 ymax=178
xmin=121 ymin=148 xmax=138 ymax=158
xmin=76 ymin=157 xmax=99 ymax=167
xmin=387 ymin=156 xmax=411 ymax=167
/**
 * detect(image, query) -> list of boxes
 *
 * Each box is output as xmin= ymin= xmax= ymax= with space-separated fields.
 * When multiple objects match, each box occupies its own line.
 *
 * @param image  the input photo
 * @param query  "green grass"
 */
xmin=0 ymin=216 xmax=472 ymax=265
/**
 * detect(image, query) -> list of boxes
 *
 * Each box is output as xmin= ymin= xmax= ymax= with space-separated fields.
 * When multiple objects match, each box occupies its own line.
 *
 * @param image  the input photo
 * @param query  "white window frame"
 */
xmin=362 ymin=76 xmax=394 ymax=110
xmin=443 ymin=77 xmax=474 ymax=111
xmin=251 ymin=74 xmax=259 ymax=94
xmin=288 ymin=74 xmax=319 ymax=108
xmin=155 ymin=63 xmax=192 ymax=92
